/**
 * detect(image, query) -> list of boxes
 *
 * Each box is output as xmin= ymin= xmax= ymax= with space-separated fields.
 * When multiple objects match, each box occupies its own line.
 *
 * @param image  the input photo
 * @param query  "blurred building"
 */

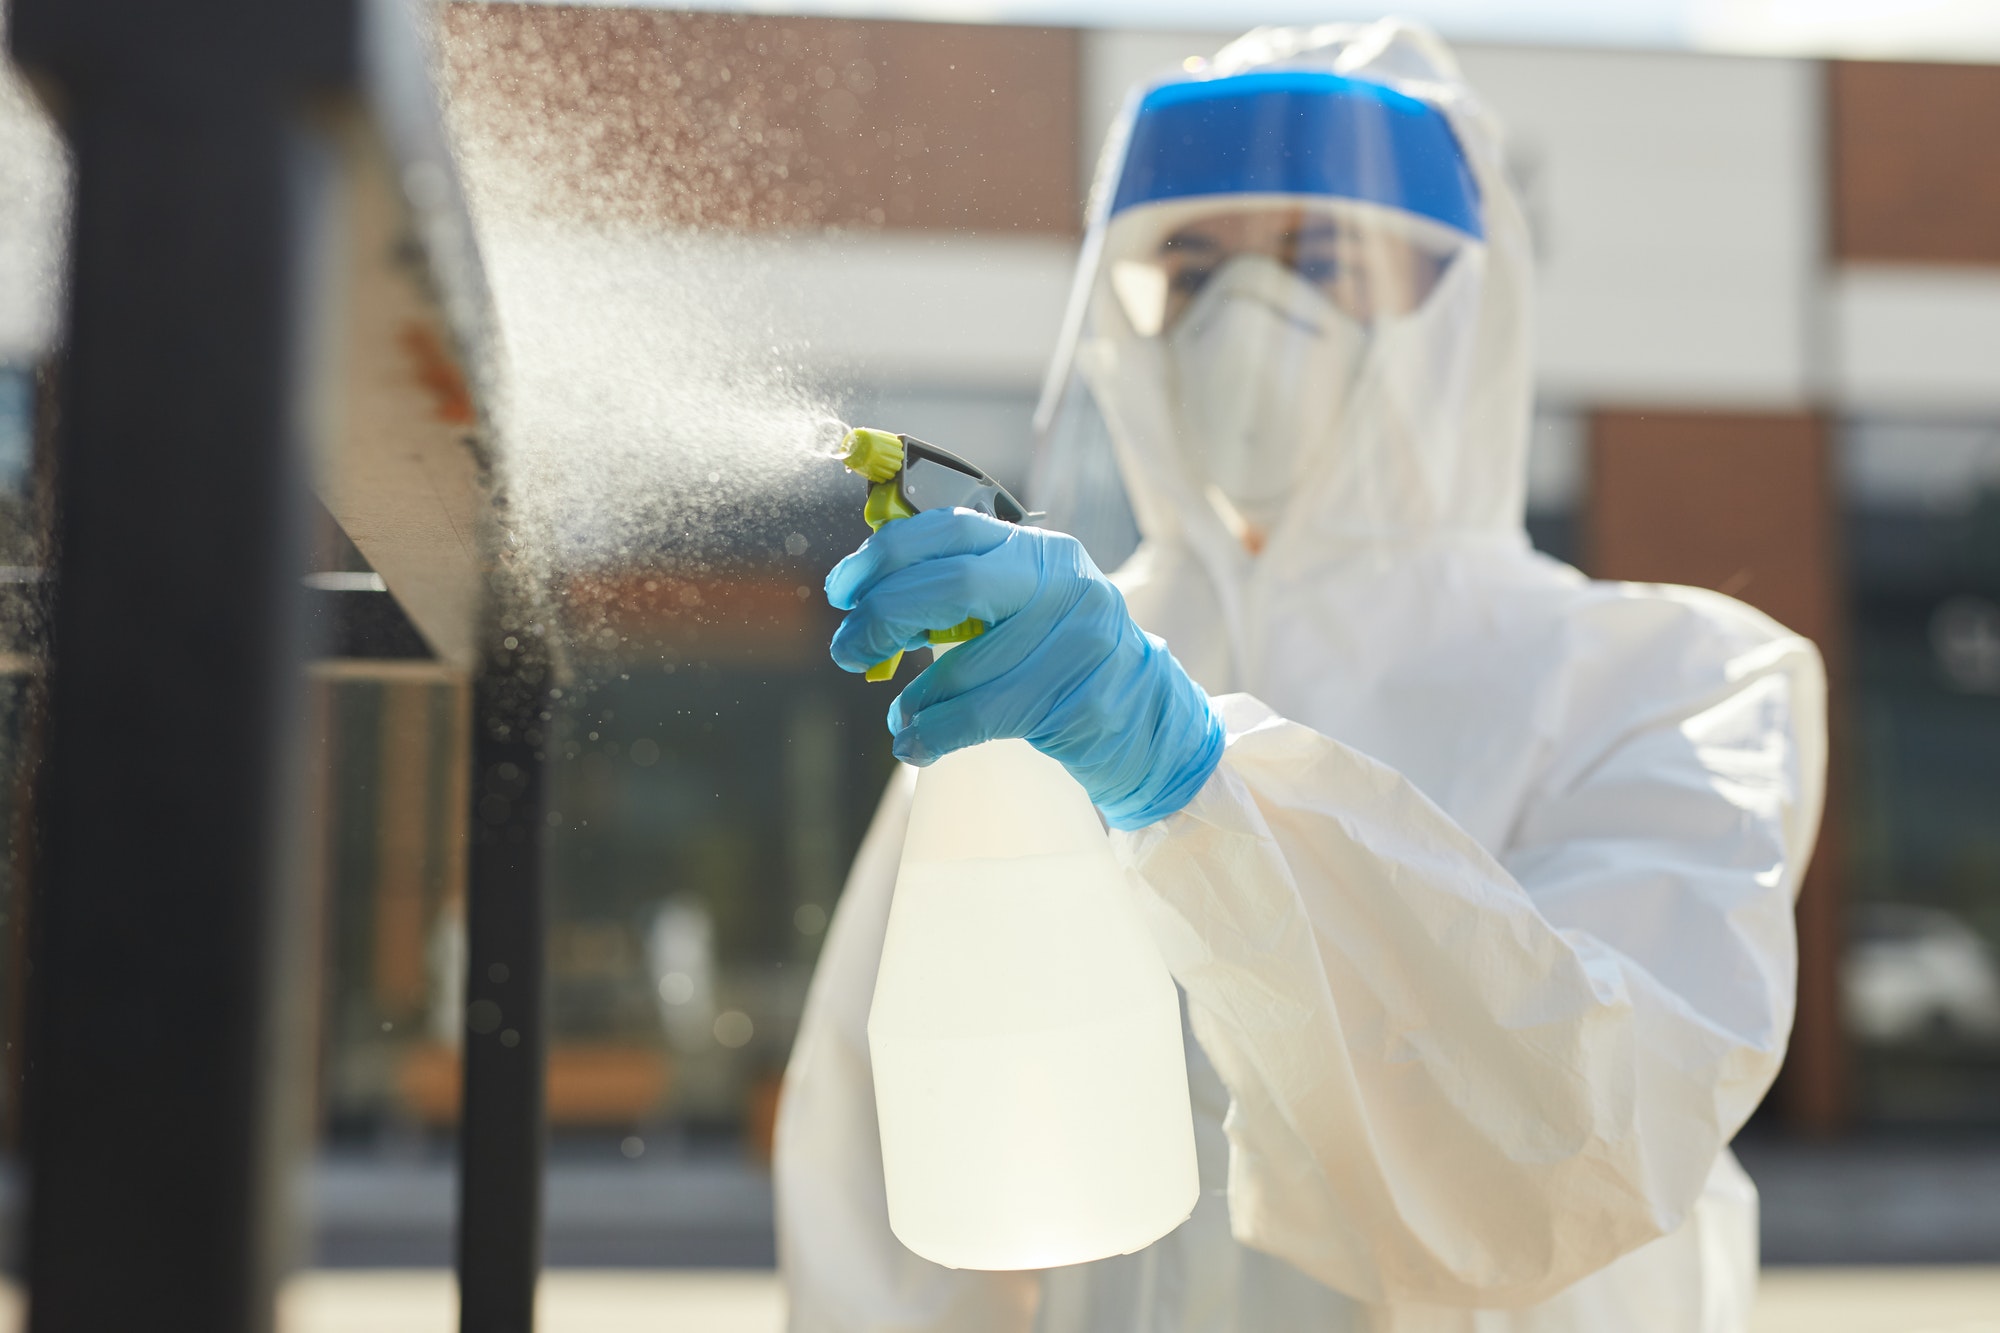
xmin=429 ymin=9 xmax=2000 ymax=1141
xmin=1 ymin=4 xmax=1998 ymax=1215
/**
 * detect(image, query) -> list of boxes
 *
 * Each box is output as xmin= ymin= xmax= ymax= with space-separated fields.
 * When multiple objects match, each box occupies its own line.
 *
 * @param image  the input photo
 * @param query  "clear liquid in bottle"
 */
xmin=868 ymin=737 xmax=1199 ymax=1270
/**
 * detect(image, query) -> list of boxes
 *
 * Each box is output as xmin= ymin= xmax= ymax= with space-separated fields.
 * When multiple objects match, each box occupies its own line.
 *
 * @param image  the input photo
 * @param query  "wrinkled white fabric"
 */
xmin=777 ymin=15 xmax=1825 ymax=1333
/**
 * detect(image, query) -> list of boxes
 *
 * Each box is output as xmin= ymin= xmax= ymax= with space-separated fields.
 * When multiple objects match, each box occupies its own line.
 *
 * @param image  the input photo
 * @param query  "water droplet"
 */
xmin=467 ymin=1000 xmax=502 ymax=1035
xmin=713 ymin=1010 xmax=754 ymax=1048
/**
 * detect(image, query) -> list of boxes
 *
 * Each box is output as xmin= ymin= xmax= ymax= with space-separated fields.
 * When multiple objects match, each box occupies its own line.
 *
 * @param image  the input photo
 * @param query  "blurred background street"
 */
xmin=2 ymin=1267 xmax=1997 ymax=1331
xmin=2 ymin=0 xmax=1999 ymax=1327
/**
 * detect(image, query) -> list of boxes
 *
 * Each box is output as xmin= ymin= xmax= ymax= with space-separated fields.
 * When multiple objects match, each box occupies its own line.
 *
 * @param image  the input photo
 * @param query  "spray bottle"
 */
xmin=837 ymin=428 xmax=1198 ymax=1271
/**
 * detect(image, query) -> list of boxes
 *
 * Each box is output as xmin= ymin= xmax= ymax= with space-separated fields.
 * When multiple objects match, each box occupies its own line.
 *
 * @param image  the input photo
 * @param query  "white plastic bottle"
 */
xmin=867 ymin=734 xmax=1200 ymax=1271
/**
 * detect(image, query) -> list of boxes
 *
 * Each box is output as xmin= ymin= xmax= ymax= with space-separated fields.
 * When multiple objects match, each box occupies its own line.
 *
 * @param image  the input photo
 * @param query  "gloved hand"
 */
xmin=826 ymin=508 xmax=1224 ymax=831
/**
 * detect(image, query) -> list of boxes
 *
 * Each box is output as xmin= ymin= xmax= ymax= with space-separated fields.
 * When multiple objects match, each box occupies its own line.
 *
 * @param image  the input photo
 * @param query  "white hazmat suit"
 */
xmin=778 ymin=19 xmax=1827 ymax=1333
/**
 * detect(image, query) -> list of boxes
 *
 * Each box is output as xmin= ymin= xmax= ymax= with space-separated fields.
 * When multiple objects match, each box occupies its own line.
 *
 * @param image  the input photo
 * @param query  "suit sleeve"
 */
xmin=1112 ymin=592 xmax=1825 ymax=1307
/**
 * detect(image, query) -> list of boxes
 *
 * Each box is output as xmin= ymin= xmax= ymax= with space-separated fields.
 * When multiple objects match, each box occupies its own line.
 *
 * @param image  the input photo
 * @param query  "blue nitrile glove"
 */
xmin=825 ymin=508 xmax=1225 ymax=831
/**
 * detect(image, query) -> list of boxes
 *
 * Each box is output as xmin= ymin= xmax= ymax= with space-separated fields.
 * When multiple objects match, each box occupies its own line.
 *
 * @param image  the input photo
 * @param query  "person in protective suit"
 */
xmin=777 ymin=18 xmax=1827 ymax=1333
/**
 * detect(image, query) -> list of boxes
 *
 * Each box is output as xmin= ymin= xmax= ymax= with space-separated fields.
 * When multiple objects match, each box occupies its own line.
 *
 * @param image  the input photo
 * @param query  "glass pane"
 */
xmin=0 ymin=47 xmax=66 ymax=1175
xmin=1842 ymin=416 xmax=2000 ymax=1126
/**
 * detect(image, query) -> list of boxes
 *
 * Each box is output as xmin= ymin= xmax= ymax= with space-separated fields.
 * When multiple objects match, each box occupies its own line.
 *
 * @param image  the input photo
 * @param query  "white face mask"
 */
xmin=1163 ymin=254 xmax=1369 ymax=532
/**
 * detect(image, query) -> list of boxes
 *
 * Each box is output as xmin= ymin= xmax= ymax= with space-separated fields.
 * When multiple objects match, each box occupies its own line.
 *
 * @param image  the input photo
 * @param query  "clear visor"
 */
xmin=1104 ymin=198 xmax=1467 ymax=338
xmin=1075 ymin=196 xmax=1483 ymax=552
xmin=1031 ymin=46 xmax=1514 ymax=571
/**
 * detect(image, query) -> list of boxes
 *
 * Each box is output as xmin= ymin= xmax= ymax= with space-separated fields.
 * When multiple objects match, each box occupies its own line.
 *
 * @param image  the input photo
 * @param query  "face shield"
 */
xmin=1036 ymin=66 xmax=1487 ymax=556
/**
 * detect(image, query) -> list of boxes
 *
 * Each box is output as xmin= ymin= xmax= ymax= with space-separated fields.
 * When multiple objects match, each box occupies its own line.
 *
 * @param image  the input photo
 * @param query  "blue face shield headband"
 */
xmin=1110 ymin=70 xmax=1483 ymax=240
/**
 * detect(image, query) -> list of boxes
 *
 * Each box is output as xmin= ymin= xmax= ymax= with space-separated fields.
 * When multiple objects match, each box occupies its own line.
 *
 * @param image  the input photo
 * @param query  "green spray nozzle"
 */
xmin=840 ymin=427 xmax=904 ymax=483
xmin=839 ymin=427 xmax=986 ymax=682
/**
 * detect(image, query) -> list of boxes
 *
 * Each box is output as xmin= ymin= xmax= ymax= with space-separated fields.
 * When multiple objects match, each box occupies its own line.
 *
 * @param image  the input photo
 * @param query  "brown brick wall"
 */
xmin=1831 ymin=60 xmax=2000 ymax=265
xmin=1589 ymin=412 xmax=1841 ymax=645
xmin=439 ymin=3 xmax=1080 ymax=235
xmin=1589 ymin=410 xmax=1847 ymax=1133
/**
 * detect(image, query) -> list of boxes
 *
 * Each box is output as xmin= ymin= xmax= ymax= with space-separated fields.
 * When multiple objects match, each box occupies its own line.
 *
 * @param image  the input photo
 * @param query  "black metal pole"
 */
xmin=458 ymin=619 xmax=550 ymax=1333
xmin=9 ymin=30 xmax=340 ymax=1333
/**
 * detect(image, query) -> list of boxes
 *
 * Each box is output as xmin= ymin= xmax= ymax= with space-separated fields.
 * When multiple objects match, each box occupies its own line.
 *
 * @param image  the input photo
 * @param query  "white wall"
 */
xmin=1455 ymin=43 xmax=1823 ymax=407
xmin=481 ymin=225 xmax=1077 ymax=396
xmin=749 ymin=233 xmax=1077 ymax=389
xmin=1833 ymin=266 xmax=2000 ymax=415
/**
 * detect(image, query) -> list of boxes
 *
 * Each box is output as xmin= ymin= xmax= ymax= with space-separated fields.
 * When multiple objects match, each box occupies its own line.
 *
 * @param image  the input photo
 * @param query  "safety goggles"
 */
xmin=1108 ymin=201 xmax=1464 ymax=337
xmin=895 ymin=436 xmax=1032 ymax=524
